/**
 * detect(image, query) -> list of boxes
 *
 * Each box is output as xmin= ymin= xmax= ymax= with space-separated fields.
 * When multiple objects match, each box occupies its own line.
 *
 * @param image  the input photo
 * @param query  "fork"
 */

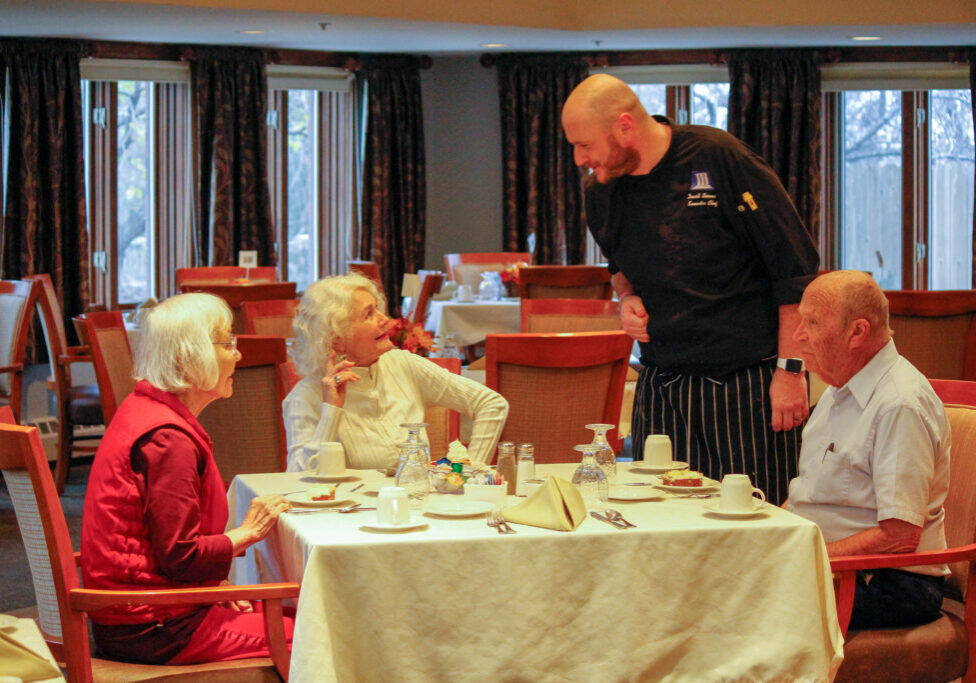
xmin=488 ymin=510 xmax=516 ymax=534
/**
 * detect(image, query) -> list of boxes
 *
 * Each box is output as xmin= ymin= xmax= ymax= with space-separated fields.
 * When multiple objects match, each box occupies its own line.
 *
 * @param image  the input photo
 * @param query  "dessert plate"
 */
xmin=302 ymin=473 xmax=361 ymax=483
xmin=655 ymin=477 xmax=720 ymax=493
xmin=285 ymin=492 xmax=354 ymax=508
xmin=629 ymin=461 xmax=688 ymax=475
xmin=359 ymin=522 xmax=428 ymax=533
xmin=702 ymin=499 xmax=767 ymax=518
xmin=609 ymin=487 xmax=666 ymax=502
xmin=424 ymin=499 xmax=495 ymax=518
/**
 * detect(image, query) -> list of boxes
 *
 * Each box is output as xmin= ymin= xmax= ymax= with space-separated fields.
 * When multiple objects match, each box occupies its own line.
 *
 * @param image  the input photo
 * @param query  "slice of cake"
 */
xmin=308 ymin=484 xmax=337 ymax=501
xmin=661 ymin=469 xmax=704 ymax=487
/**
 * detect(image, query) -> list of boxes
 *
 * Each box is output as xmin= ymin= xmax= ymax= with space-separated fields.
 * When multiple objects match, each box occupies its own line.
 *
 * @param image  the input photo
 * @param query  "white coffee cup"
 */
xmin=307 ymin=442 xmax=346 ymax=477
xmin=455 ymin=284 xmax=474 ymax=302
xmin=643 ymin=434 xmax=673 ymax=467
xmin=377 ymin=486 xmax=411 ymax=525
xmin=720 ymin=474 xmax=766 ymax=512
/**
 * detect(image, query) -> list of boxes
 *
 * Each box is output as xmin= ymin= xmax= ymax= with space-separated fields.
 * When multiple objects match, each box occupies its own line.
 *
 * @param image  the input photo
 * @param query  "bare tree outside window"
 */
xmin=117 ymin=80 xmax=152 ymax=303
xmin=287 ymin=90 xmax=317 ymax=291
xmin=692 ymin=83 xmax=729 ymax=129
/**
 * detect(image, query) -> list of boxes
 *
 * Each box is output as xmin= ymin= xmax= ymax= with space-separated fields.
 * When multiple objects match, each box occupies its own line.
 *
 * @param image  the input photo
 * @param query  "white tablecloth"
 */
xmin=425 ymin=299 xmax=521 ymax=347
xmin=228 ymin=466 xmax=844 ymax=682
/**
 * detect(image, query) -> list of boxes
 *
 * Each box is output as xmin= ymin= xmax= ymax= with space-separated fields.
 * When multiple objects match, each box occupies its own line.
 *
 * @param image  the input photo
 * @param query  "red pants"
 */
xmin=167 ymin=603 xmax=295 ymax=664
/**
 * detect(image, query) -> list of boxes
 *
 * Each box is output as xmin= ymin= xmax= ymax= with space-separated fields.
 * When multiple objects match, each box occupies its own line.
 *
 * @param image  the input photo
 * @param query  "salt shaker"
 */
xmin=496 ymin=442 xmax=517 ymax=495
xmin=515 ymin=443 xmax=536 ymax=496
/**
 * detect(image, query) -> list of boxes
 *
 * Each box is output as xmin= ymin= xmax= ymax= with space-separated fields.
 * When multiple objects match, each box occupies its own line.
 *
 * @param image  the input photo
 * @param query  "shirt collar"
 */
xmin=838 ymin=338 xmax=899 ymax=409
xmin=133 ymin=379 xmax=212 ymax=446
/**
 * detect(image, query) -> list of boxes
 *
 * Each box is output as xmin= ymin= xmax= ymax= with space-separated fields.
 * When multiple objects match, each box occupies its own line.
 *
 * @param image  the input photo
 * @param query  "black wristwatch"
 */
xmin=776 ymin=357 xmax=805 ymax=374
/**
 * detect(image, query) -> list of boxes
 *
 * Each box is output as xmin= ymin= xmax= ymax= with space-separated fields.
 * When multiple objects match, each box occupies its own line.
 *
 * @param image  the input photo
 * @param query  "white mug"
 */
xmin=307 ymin=442 xmax=346 ymax=477
xmin=720 ymin=474 xmax=766 ymax=512
xmin=377 ymin=486 xmax=411 ymax=525
xmin=643 ymin=434 xmax=673 ymax=467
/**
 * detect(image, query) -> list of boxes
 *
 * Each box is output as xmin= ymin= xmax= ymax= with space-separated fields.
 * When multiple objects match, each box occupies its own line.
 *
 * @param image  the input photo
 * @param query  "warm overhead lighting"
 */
xmin=237 ymin=29 xmax=267 ymax=35
xmin=480 ymin=43 xmax=509 ymax=49
xmin=851 ymin=36 xmax=882 ymax=41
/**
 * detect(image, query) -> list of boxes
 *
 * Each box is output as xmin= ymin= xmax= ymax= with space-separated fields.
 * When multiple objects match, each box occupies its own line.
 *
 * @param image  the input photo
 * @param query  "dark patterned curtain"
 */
xmin=727 ymin=50 xmax=822 ymax=240
xmin=0 ymin=39 xmax=88 ymax=333
xmin=357 ymin=55 xmax=426 ymax=314
xmin=970 ymin=50 xmax=976 ymax=288
xmin=496 ymin=54 xmax=588 ymax=265
xmin=188 ymin=47 xmax=275 ymax=267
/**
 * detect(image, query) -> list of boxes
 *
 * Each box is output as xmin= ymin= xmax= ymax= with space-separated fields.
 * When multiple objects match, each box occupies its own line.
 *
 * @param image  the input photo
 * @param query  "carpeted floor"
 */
xmin=0 ymin=461 xmax=89 ymax=612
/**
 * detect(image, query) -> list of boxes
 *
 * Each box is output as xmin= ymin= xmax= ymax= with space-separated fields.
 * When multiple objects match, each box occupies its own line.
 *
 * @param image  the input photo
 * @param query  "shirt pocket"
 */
xmin=807 ymin=444 xmax=852 ymax=506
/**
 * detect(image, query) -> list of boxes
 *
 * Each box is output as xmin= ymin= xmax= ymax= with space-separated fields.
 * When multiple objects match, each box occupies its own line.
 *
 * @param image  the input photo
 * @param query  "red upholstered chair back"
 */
xmin=485 ymin=331 xmax=632 ymax=463
xmin=518 ymin=265 xmax=612 ymax=300
xmin=520 ymin=298 xmax=621 ymax=333
xmin=884 ymin=289 xmax=976 ymax=381
xmin=82 ymin=311 xmax=135 ymax=425
xmin=242 ymin=298 xmax=300 ymax=337
xmin=179 ymin=282 xmax=298 ymax=334
xmin=346 ymin=260 xmax=382 ymax=285
xmin=412 ymin=272 xmax=445 ymax=325
xmin=425 ymin=357 xmax=462 ymax=459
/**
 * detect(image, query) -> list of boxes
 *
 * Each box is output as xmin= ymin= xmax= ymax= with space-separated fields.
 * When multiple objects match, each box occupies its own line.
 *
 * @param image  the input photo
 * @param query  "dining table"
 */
xmin=424 ymin=297 xmax=521 ymax=348
xmin=228 ymin=464 xmax=844 ymax=682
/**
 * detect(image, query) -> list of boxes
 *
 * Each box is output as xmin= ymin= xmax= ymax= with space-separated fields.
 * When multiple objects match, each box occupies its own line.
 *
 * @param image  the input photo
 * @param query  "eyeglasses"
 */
xmin=213 ymin=335 xmax=237 ymax=351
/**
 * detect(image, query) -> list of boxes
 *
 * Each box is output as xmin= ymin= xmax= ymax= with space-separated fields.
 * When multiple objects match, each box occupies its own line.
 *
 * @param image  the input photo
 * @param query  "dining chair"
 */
xmin=443 ymin=252 xmax=531 ymax=287
xmin=520 ymin=298 xmax=622 ymax=333
xmin=426 ymin=357 xmax=462 ymax=459
xmin=242 ymin=298 xmax=300 ymax=337
xmin=485 ymin=331 xmax=632 ymax=464
xmin=346 ymin=260 xmax=382 ymax=285
xmin=25 ymin=274 xmax=104 ymax=495
xmin=831 ymin=378 xmax=976 ymax=683
xmin=179 ymin=282 xmax=298 ymax=334
xmin=82 ymin=311 xmax=137 ymax=426
xmin=411 ymin=272 xmax=445 ymax=326
xmin=884 ymin=289 xmax=976 ymax=381
xmin=0 ymin=418 xmax=296 ymax=682
xmin=198 ymin=335 xmax=290 ymax=486
xmin=518 ymin=265 xmax=613 ymax=300
xmin=176 ymin=266 xmax=278 ymax=286
xmin=0 ymin=279 xmax=37 ymax=423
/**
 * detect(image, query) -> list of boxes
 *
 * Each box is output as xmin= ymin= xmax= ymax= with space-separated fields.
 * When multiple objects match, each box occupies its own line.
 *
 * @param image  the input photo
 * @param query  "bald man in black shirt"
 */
xmin=562 ymin=74 xmax=819 ymax=504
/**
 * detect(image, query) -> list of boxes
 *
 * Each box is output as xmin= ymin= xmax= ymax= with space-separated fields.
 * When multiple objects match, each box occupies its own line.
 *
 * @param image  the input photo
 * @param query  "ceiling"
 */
xmin=1 ymin=0 xmax=974 ymax=55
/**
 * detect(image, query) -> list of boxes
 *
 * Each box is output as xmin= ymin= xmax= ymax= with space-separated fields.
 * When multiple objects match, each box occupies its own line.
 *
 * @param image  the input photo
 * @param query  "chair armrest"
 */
xmin=829 ymin=542 xmax=976 ymax=636
xmin=69 ymin=582 xmax=300 ymax=611
xmin=0 ymin=363 xmax=23 ymax=374
xmin=58 ymin=346 xmax=92 ymax=365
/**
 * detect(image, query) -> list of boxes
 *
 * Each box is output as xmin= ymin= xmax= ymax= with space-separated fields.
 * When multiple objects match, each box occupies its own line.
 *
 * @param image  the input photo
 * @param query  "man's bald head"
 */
xmin=561 ymin=74 xmax=648 ymax=130
xmin=805 ymin=270 xmax=892 ymax=344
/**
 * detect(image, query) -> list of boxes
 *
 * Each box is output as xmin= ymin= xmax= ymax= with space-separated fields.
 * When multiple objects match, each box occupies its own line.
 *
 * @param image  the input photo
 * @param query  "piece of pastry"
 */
xmin=661 ymin=469 xmax=704 ymax=487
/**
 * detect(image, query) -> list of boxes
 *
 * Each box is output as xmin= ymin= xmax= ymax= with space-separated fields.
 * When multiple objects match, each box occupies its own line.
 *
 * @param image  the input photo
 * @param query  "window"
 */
xmin=82 ymin=59 xmax=191 ymax=309
xmin=267 ymin=65 xmax=358 ymax=293
xmin=825 ymin=64 xmax=974 ymax=289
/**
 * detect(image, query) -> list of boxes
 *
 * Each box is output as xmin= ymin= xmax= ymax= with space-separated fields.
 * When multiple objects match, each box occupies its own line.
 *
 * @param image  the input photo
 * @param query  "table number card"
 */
xmin=238 ymin=250 xmax=258 ymax=269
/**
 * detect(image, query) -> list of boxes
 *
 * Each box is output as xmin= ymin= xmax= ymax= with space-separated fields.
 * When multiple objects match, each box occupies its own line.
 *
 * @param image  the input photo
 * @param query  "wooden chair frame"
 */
xmin=176 ymin=266 xmax=278 ymax=286
xmin=82 ymin=311 xmax=135 ymax=426
xmin=520 ymin=298 xmax=621 ymax=333
xmin=412 ymin=272 xmax=445 ymax=325
xmin=0 ymin=279 xmax=38 ymax=423
xmin=179 ymin=283 xmax=298 ymax=334
xmin=0 ymin=418 xmax=296 ymax=682
xmin=443 ymin=252 xmax=531 ymax=282
xmin=346 ymin=260 xmax=381 ymax=284
xmin=518 ymin=265 xmax=613 ymax=300
xmin=485 ymin=331 xmax=632 ymax=460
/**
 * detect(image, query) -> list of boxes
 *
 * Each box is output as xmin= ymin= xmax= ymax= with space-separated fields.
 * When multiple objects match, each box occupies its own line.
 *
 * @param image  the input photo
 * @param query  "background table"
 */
xmin=424 ymin=299 xmax=520 ymax=347
xmin=228 ymin=466 xmax=843 ymax=682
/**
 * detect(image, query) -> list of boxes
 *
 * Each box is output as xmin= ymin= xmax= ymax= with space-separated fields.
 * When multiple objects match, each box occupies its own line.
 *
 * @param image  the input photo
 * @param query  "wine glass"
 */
xmin=571 ymin=443 xmax=609 ymax=511
xmin=585 ymin=423 xmax=617 ymax=485
xmin=394 ymin=422 xmax=431 ymax=506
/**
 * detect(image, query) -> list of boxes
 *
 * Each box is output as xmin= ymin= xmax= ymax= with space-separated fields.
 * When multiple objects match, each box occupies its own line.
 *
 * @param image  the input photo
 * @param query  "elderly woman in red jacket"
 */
xmin=81 ymin=293 xmax=292 ymax=665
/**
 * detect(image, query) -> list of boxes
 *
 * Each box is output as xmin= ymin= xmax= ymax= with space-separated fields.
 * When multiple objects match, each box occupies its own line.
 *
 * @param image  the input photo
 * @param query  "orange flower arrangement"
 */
xmin=387 ymin=317 xmax=436 ymax=357
xmin=499 ymin=261 xmax=528 ymax=296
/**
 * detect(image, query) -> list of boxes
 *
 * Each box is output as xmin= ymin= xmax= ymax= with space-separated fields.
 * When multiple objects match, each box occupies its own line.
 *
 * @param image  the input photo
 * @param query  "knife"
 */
xmin=590 ymin=511 xmax=627 ymax=529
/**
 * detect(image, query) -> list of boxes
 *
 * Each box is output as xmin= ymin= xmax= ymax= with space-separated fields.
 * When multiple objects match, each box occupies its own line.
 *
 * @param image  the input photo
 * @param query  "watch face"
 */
xmin=783 ymin=358 xmax=804 ymax=373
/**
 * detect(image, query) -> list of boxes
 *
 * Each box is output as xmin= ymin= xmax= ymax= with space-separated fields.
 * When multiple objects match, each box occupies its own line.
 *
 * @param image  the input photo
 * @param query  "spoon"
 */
xmin=604 ymin=509 xmax=636 ymax=528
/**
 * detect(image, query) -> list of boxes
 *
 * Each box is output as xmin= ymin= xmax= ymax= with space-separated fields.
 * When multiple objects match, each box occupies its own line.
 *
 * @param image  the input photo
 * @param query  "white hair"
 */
xmin=292 ymin=272 xmax=387 ymax=379
xmin=135 ymin=293 xmax=233 ymax=393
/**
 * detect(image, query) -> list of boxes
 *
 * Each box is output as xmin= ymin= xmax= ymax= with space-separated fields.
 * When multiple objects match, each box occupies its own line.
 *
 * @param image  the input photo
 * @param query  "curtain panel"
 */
xmin=0 ymin=39 xmax=89 ymax=335
xmin=970 ymin=50 xmax=976 ymax=288
xmin=727 ymin=50 xmax=822 ymax=242
xmin=495 ymin=54 xmax=589 ymax=265
xmin=188 ymin=47 xmax=276 ymax=268
xmin=357 ymin=55 xmax=426 ymax=314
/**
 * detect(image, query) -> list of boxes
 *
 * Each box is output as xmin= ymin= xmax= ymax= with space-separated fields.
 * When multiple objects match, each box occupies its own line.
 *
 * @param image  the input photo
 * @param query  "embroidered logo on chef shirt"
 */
xmin=687 ymin=170 xmax=718 ymax=208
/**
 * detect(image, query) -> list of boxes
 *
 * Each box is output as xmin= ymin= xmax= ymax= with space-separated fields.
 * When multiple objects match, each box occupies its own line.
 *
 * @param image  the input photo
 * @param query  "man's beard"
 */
xmin=582 ymin=135 xmax=640 ymax=189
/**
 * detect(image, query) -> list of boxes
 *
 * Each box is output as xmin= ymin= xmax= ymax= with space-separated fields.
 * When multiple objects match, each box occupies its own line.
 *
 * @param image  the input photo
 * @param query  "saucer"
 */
xmin=609 ymin=487 xmax=666 ymax=502
xmin=424 ymin=499 xmax=495 ymax=518
xmin=629 ymin=461 xmax=688 ymax=475
xmin=285 ymin=492 xmax=354 ymax=508
xmin=302 ymin=473 xmax=361 ymax=483
xmin=702 ymin=499 xmax=767 ymax=518
xmin=359 ymin=522 xmax=428 ymax=533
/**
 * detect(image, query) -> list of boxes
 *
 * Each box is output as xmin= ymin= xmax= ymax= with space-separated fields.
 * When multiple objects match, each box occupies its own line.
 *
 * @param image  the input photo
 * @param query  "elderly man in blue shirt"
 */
xmin=787 ymin=270 xmax=949 ymax=629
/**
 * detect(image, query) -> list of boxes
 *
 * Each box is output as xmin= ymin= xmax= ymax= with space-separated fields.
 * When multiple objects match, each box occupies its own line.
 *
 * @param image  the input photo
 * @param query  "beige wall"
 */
xmin=421 ymin=55 xmax=503 ymax=271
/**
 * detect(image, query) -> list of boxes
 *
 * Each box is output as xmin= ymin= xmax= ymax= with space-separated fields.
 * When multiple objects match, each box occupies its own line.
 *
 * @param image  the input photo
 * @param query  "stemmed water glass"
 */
xmin=585 ymin=423 xmax=617 ymax=485
xmin=395 ymin=422 xmax=431 ymax=507
xmin=572 ymin=443 xmax=609 ymax=511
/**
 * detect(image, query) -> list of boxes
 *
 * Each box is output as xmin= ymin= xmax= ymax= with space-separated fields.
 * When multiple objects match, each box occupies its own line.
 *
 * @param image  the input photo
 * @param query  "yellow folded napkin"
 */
xmin=502 ymin=476 xmax=586 ymax=531
xmin=0 ymin=628 xmax=62 ymax=681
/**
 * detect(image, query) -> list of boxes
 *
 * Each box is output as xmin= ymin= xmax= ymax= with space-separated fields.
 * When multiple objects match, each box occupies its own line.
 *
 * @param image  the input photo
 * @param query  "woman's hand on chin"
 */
xmin=322 ymin=350 xmax=360 ymax=407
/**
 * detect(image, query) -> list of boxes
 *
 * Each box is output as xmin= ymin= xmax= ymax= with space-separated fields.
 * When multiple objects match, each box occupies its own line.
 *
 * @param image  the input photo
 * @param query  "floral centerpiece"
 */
xmin=499 ymin=261 xmax=528 ymax=297
xmin=387 ymin=317 xmax=436 ymax=357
